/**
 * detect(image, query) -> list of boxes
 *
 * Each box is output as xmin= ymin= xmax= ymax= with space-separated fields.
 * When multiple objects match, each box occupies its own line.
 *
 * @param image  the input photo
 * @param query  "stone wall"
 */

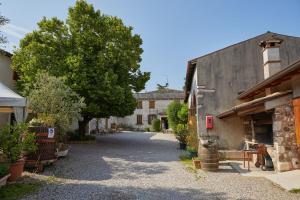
xmin=270 ymin=103 xmax=300 ymax=172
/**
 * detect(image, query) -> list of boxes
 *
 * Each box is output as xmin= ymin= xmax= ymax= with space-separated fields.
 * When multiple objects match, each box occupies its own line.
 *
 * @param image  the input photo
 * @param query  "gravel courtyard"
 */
xmin=21 ymin=132 xmax=300 ymax=200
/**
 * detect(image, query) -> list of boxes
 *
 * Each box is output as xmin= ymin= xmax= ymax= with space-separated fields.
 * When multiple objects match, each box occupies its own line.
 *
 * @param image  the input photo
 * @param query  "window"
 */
xmin=149 ymin=100 xmax=155 ymax=109
xmin=137 ymin=115 xmax=143 ymax=125
xmin=137 ymin=101 xmax=143 ymax=109
xmin=148 ymin=114 xmax=157 ymax=125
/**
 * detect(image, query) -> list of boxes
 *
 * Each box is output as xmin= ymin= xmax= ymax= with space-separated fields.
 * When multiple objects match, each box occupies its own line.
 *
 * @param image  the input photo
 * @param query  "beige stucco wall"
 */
xmin=0 ymin=53 xmax=13 ymax=128
xmin=90 ymin=99 xmax=184 ymax=131
xmin=188 ymin=33 xmax=300 ymax=149
xmin=0 ymin=54 xmax=13 ymax=89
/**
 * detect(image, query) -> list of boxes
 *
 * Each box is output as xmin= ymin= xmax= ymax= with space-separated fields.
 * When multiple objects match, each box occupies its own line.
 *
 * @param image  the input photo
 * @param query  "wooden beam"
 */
xmin=237 ymin=105 xmax=266 ymax=116
xmin=0 ymin=107 xmax=13 ymax=113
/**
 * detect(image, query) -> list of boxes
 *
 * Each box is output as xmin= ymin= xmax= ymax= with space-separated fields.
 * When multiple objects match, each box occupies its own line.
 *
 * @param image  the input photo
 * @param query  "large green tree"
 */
xmin=0 ymin=7 xmax=9 ymax=45
xmin=12 ymin=0 xmax=150 ymax=134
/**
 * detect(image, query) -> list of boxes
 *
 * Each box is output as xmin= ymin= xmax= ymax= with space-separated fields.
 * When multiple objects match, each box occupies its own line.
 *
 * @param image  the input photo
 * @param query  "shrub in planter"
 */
xmin=0 ymin=123 xmax=37 ymax=182
xmin=175 ymin=124 xmax=189 ymax=149
xmin=151 ymin=119 xmax=161 ymax=132
xmin=187 ymin=146 xmax=198 ymax=158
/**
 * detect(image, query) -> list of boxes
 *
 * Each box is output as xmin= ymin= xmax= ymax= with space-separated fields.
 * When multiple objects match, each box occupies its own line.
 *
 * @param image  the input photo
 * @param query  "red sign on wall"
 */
xmin=206 ymin=116 xmax=213 ymax=129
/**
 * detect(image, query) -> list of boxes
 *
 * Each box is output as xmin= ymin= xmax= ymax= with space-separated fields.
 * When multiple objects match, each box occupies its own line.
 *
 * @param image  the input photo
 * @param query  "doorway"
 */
xmin=161 ymin=117 xmax=169 ymax=130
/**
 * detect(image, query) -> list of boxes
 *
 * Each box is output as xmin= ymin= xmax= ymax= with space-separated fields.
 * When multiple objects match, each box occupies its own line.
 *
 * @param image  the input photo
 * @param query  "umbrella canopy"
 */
xmin=0 ymin=82 xmax=26 ymax=107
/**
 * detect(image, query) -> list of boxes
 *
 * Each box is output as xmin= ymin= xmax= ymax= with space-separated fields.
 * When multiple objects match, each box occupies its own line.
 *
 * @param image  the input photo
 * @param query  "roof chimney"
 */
xmin=259 ymin=34 xmax=283 ymax=79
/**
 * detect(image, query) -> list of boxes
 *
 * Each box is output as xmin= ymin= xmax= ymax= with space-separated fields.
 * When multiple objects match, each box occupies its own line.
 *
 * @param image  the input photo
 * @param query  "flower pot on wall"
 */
xmin=8 ymin=159 xmax=25 ymax=182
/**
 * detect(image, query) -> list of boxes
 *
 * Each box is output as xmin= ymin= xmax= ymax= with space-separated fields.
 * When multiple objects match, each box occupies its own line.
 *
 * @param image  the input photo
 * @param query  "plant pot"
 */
xmin=193 ymin=159 xmax=201 ymax=169
xmin=179 ymin=142 xmax=187 ymax=150
xmin=0 ymin=173 xmax=10 ymax=187
xmin=8 ymin=159 xmax=25 ymax=182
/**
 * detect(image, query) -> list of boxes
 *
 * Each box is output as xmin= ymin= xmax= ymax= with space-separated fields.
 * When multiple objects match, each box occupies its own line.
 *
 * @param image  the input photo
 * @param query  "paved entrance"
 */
xmin=21 ymin=132 xmax=300 ymax=200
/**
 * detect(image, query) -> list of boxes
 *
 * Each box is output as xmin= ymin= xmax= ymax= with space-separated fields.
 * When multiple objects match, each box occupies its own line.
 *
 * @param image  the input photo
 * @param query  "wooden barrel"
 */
xmin=198 ymin=144 xmax=219 ymax=171
xmin=26 ymin=126 xmax=57 ymax=162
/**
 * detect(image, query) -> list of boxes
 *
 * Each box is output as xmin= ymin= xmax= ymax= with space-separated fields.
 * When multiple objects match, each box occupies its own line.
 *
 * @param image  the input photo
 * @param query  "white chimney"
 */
xmin=259 ymin=34 xmax=283 ymax=79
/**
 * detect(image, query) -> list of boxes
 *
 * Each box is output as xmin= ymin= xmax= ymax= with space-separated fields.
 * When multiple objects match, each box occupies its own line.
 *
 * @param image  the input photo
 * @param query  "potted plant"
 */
xmin=0 ymin=123 xmax=37 ymax=182
xmin=175 ymin=124 xmax=189 ymax=150
xmin=0 ymin=163 xmax=10 ymax=187
xmin=192 ymin=157 xmax=201 ymax=169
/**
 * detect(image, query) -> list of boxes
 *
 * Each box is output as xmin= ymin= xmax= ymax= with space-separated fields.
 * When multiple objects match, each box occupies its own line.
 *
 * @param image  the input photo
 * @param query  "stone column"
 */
xmin=273 ymin=103 xmax=300 ymax=172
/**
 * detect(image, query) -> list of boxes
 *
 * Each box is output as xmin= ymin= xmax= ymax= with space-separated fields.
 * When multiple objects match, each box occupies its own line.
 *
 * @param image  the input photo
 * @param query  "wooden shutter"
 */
xmin=149 ymin=100 xmax=155 ymax=109
xmin=137 ymin=101 xmax=143 ymax=109
xmin=137 ymin=115 xmax=143 ymax=125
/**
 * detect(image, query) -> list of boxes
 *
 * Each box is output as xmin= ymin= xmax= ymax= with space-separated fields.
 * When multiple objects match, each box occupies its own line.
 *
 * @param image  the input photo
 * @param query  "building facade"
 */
xmin=185 ymin=32 xmax=300 ymax=172
xmin=0 ymin=49 xmax=16 ymax=128
xmin=89 ymin=88 xmax=184 ymax=131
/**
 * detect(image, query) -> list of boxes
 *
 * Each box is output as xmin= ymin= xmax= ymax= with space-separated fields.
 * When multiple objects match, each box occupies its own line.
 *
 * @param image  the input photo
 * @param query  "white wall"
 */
xmin=89 ymin=99 xmax=184 ymax=131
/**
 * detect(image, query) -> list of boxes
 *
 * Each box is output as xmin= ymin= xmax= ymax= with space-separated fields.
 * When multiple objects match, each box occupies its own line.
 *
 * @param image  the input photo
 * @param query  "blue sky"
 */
xmin=1 ymin=0 xmax=300 ymax=91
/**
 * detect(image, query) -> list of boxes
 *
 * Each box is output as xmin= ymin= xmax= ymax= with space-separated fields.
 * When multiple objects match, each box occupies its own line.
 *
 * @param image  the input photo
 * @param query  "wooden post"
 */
xmin=251 ymin=119 xmax=256 ymax=142
xmin=293 ymin=98 xmax=300 ymax=146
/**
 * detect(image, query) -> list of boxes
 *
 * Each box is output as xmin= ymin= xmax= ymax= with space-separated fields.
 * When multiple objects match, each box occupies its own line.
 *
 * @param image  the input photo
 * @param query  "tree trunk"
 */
xmin=78 ymin=117 xmax=91 ymax=136
xmin=96 ymin=118 xmax=100 ymax=133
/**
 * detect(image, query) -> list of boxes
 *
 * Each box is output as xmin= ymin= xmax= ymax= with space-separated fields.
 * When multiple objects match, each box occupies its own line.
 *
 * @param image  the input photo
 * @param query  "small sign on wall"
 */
xmin=206 ymin=116 xmax=213 ymax=129
xmin=48 ymin=128 xmax=55 ymax=138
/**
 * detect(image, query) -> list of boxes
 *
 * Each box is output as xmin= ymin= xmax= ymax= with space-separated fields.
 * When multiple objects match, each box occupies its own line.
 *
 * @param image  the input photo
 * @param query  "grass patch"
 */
xmin=289 ymin=188 xmax=300 ymax=193
xmin=179 ymin=155 xmax=193 ymax=166
xmin=0 ymin=182 xmax=42 ymax=200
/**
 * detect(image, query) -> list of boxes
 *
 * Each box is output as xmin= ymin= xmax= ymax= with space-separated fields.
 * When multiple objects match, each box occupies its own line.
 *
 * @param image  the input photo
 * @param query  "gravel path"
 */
xmin=21 ymin=132 xmax=300 ymax=200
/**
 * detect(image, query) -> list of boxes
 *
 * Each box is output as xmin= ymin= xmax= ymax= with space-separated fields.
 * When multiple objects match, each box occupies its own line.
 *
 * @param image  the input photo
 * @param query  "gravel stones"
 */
xmin=21 ymin=132 xmax=300 ymax=200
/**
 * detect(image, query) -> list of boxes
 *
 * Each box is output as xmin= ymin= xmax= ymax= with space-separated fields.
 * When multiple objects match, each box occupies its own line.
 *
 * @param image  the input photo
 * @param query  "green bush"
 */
xmin=175 ymin=124 xmax=189 ymax=143
xmin=151 ymin=119 xmax=161 ymax=132
xmin=0 ymin=163 xmax=9 ymax=178
xmin=144 ymin=127 xmax=150 ymax=132
xmin=177 ymin=103 xmax=188 ymax=124
xmin=166 ymin=101 xmax=182 ymax=131
xmin=0 ymin=123 xmax=37 ymax=163
xmin=28 ymin=72 xmax=85 ymax=142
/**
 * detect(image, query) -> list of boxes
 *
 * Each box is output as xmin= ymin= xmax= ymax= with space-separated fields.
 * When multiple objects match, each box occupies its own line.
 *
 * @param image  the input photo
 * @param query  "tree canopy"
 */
xmin=28 ymin=72 xmax=85 ymax=137
xmin=12 ymin=0 xmax=150 ymax=133
xmin=0 ymin=8 xmax=9 ymax=45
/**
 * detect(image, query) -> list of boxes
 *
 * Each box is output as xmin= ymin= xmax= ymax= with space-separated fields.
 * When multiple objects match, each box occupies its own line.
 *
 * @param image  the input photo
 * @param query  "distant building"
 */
xmin=185 ymin=32 xmax=300 ymax=172
xmin=89 ymin=88 xmax=184 ymax=131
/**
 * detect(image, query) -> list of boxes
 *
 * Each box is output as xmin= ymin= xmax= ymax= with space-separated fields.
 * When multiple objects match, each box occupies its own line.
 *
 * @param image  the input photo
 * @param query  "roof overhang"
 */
xmin=217 ymin=90 xmax=292 ymax=119
xmin=0 ymin=49 xmax=12 ymax=58
xmin=184 ymin=61 xmax=197 ymax=102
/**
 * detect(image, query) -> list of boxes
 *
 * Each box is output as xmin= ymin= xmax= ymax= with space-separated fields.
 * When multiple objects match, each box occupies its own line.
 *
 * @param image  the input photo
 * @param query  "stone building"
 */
xmin=89 ymin=88 xmax=184 ymax=131
xmin=185 ymin=32 xmax=300 ymax=172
